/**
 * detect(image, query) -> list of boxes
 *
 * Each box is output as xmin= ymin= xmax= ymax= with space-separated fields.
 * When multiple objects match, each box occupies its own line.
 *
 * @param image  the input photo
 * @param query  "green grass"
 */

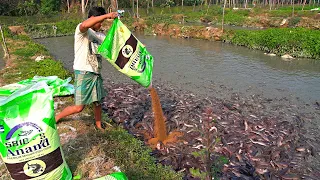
xmin=226 ymin=28 xmax=320 ymax=59
xmin=96 ymin=129 xmax=183 ymax=179
xmin=19 ymin=59 xmax=71 ymax=80
xmin=13 ymin=38 xmax=48 ymax=57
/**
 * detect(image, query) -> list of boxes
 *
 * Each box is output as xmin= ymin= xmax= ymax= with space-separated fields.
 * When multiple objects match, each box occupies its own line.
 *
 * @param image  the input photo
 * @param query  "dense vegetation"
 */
xmin=1 ymin=0 xmax=319 ymax=17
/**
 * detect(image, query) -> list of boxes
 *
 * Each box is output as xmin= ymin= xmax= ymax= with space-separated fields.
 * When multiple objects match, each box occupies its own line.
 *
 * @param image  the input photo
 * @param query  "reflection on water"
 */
xmin=35 ymin=35 xmax=320 ymax=103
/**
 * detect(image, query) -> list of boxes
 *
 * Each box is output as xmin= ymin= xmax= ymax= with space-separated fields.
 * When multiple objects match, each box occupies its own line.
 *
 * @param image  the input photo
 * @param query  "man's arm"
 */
xmin=80 ymin=12 xmax=118 ymax=33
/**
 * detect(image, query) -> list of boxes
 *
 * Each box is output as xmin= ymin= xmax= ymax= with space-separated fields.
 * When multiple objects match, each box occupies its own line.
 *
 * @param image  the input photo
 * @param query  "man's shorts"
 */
xmin=74 ymin=70 xmax=107 ymax=105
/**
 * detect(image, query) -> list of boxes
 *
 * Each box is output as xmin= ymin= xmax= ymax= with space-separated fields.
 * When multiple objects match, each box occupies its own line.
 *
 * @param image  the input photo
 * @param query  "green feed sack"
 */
xmin=98 ymin=18 xmax=154 ymax=88
xmin=0 ymin=76 xmax=74 ymax=97
xmin=0 ymin=82 xmax=72 ymax=180
xmin=0 ymin=84 xmax=26 ymax=96
xmin=94 ymin=172 xmax=128 ymax=180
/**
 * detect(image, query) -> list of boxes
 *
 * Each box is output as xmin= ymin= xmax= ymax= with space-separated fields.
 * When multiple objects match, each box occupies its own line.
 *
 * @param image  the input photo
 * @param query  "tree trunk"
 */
xmin=222 ymin=0 xmax=227 ymax=32
xmin=152 ymin=0 xmax=154 ymax=13
xmin=106 ymin=0 xmax=109 ymax=8
xmin=70 ymin=0 xmax=75 ymax=9
xmin=292 ymin=0 xmax=294 ymax=17
xmin=67 ymin=0 xmax=70 ymax=13
xmin=132 ymin=0 xmax=135 ymax=17
xmin=85 ymin=0 xmax=89 ymax=9
xmin=182 ymin=0 xmax=184 ymax=10
xmin=136 ymin=0 xmax=139 ymax=18
xmin=111 ymin=0 xmax=118 ymax=11
xmin=81 ymin=0 xmax=85 ymax=19
xmin=206 ymin=0 xmax=212 ymax=14
xmin=200 ymin=0 xmax=204 ymax=11
xmin=302 ymin=0 xmax=306 ymax=10
xmin=147 ymin=0 xmax=149 ymax=14
xmin=193 ymin=1 xmax=196 ymax=11
xmin=0 ymin=25 xmax=10 ymax=59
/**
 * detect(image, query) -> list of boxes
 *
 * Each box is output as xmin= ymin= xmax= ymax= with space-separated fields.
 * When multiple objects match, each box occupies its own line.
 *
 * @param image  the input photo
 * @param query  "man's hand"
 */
xmin=107 ymin=12 xmax=118 ymax=19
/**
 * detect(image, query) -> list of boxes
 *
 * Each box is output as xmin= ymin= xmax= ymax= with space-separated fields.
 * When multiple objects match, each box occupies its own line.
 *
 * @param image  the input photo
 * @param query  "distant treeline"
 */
xmin=1 ymin=0 xmax=319 ymax=16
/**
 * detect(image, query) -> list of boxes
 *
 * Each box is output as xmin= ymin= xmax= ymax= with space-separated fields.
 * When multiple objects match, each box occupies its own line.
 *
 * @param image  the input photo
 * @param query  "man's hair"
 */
xmin=88 ymin=7 xmax=106 ymax=18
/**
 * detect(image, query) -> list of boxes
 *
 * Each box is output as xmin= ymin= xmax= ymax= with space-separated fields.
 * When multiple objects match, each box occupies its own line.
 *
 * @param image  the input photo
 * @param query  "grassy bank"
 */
xmin=22 ymin=19 xmax=80 ymax=38
xmin=0 ymin=26 xmax=71 ymax=83
xmin=0 ymin=27 xmax=183 ymax=180
xmin=134 ymin=5 xmax=319 ymax=28
xmin=225 ymin=28 xmax=320 ymax=59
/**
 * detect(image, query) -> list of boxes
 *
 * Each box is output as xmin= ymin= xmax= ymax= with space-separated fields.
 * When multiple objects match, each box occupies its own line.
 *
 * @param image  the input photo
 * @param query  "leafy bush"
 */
xmin=288 ymin=17 xmax=301 ymax=27
xmin=16 ymin=0 xmax=39 ymax=16
xmin=55 ymin=19 xmax=79 ymax=34
xmin=183 ymin=0 xmax=202 ymax=6
xmin=0 ymin=2 xmax=10 ymax=15
xmin=40 ymin=0 xmax=61 ymax=14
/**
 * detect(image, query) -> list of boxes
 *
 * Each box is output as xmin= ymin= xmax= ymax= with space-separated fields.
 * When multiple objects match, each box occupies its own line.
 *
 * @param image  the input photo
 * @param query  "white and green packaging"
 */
xmin=98 ymin=18 xmax=154 ymax=88
xmin=94 ymin=172 xmax=128 ymax=180
xmin=0 ymin=76 xmax=74 ymax=97
xmin=0 ymin=82 xmax=72 ymax=179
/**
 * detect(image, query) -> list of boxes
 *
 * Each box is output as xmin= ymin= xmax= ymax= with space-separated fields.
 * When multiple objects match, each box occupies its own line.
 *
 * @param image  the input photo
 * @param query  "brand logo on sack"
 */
xmin=23 ymin=159 xmax=46 ymax=177
xmin=0 ymin=125 xmax=4 ymax=133
xmin=4 ymin=122 xmax=50 ymax=157
xmin=122 ymin=45 xmax=133 ymax=58
xmin=6 ymin=122 xmax=42 ymax=140
xmin=130 ymin=51 xmax=147 ymax=73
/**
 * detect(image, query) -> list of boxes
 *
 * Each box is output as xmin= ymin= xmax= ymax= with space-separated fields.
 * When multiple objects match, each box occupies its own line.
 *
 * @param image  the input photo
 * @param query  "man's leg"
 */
xmin=94 ymin=103 xmax=103 ymax=130
xmin=55 ymin=105 xmax=85 ymax=123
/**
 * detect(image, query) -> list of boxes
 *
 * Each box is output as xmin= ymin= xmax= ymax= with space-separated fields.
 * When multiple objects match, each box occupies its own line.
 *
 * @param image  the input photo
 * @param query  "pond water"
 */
xmin=36 ymin=35 xmax=320 ymax=104
xmin=36 ymin=34 xmax=320 ymax=173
